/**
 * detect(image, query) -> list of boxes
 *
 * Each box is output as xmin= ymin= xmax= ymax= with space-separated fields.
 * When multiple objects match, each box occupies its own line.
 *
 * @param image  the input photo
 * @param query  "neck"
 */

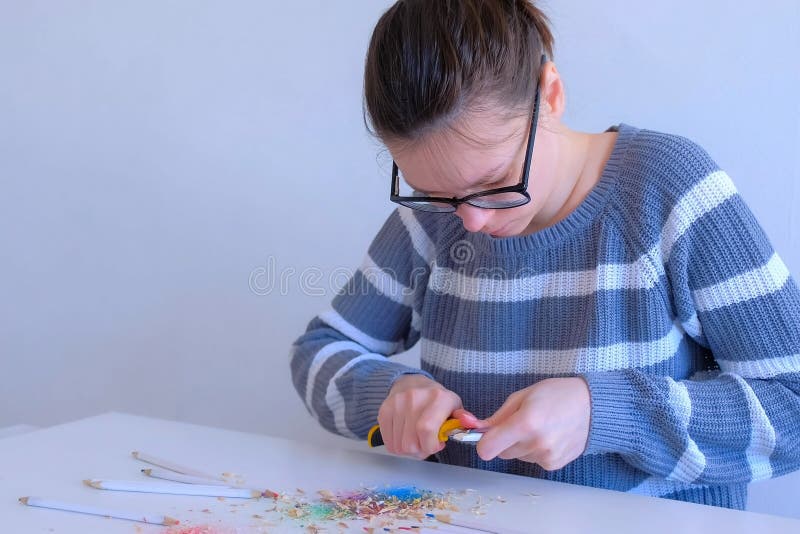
xmin=523 ymin=126 xmax=593 ymax=234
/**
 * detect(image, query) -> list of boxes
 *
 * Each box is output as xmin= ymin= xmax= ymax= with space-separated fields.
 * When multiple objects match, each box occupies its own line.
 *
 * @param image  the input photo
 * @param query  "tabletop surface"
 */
xmin=1 ymin=412 xmax=798 ymax=533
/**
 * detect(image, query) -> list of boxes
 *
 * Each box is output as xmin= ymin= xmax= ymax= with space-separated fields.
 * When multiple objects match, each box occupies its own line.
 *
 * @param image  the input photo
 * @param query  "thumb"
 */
xmin=483 ymin=393 xmax=524 ymax=428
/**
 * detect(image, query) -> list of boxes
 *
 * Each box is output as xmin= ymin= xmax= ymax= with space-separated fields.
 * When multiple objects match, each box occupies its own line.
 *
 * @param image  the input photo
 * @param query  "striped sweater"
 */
xmin=290 ymin=123 xmax=800 ymax=509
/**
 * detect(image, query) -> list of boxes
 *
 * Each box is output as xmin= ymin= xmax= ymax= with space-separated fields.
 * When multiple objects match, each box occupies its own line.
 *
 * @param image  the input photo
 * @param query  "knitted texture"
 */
xmin=290 ymin=124 xmax=800 ymax=509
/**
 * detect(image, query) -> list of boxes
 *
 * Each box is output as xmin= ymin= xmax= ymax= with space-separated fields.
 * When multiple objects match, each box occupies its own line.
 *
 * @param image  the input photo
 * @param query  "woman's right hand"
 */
xmin=377 ymin=374 xmax=463 ymax=459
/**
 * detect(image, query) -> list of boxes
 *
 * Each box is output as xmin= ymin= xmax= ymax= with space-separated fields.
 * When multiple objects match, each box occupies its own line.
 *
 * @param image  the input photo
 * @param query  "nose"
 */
xmin=455 ymin=204 xmax=492 ymax=233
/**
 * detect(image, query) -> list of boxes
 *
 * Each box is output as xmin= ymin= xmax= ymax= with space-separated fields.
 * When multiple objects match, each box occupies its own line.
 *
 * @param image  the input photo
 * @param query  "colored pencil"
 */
xmin=19 ymin=496 xmax=179 ymax=526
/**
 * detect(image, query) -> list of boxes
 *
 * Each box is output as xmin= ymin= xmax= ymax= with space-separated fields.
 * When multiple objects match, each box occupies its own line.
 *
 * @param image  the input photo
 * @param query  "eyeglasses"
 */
xmin=389 ymin=64 xmax=542 ymax=213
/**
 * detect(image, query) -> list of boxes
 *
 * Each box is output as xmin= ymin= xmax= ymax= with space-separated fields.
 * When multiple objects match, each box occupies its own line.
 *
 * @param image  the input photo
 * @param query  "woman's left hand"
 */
xmin=456 ymin=377 xmax=591 ymax=471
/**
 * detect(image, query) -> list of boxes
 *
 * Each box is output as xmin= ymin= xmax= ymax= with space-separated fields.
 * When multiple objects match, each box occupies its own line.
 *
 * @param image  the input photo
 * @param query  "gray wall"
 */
xmin=1 ymin=0 xmax=798 ymax=519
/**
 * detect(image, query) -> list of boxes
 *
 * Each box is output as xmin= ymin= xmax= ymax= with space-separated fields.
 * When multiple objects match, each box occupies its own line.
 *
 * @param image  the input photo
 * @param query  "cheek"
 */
xmin=506 ymin=202 xmax=539 ymax=232
xmin=529 ymin=138 xmax=558 ymax=186
xmin=492 ymin=208 xmax=526 ymax=233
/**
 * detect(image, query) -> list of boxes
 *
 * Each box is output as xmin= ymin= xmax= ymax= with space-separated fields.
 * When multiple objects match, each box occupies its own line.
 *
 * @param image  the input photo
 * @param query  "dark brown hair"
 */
xmin=363 ymin=0 xmax=554 ymax=145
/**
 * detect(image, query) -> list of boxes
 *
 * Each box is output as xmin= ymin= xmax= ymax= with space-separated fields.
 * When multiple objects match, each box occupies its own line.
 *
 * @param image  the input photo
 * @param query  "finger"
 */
xmin=416 ymin=415 xmax=443 ymax=456
xmin=497 ymin=442 xmax=538 ymax=461
xmin=519 ymin=452 xmax=565 ymax=471
xmin=400 ymin=407 xmax=422 ymax=456
xmin=494 ymin=432 xmax=559 ymax=463
xmin=419 ymin=393 xmax=462 ymax=454
xmin=476 ymin=411 xmax=531 ymax=461
xmin=452 ymin=408 xmax=482 ymax=429
xmin=483 ymin=393 xmax=524 ymax=428
xmin=376 ymin=404 xmax=394 ymax=453
xmin=389 ymin=403 xmax=407 ymax=454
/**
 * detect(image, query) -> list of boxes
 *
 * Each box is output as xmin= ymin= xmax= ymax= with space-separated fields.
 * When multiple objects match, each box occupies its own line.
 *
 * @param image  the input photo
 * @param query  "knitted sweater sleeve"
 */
xmin=290 ymin=208 xmax=435 ymax=439
xmin=582 ymin=140 xmax=800 ymax=484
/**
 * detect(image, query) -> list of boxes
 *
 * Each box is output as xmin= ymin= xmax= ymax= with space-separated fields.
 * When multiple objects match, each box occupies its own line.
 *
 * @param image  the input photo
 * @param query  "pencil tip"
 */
xmin=131 ymin=451 xmax=139 ymax=458
xmin=164 ymin=517 xmax=180 ymax=526
xmin=19 ymin=497 xmax=29 ymax=505
xmin=82 ymin=479 xmax=99 ymax=488
xmin=141 ymin=468 xmax=151 ymax=475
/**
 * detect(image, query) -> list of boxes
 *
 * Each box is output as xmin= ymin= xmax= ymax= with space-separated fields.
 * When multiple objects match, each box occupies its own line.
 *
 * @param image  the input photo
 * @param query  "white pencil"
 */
xmin=19 ymin=496 xmax=179 ymax=526
xmin=140 ymin=468 xmax=279 ymax=498
xmin=84 ymin=479 xmax=261 ymax=499
xmin=131 ymin=450 xmax=224 ymax=481
xmin=141 ymin=467 xmax=230 ymax=486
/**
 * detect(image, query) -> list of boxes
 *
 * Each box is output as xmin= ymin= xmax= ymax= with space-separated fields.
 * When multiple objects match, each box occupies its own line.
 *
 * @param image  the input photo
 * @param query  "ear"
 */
xmin=538 ymin=61 xmax=565 ymax=123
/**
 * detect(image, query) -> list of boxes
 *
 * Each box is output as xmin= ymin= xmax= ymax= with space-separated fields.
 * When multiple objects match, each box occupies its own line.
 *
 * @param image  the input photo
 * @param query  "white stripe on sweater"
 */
xmin=665 ymin=380 xmax=706 ymax=483
xmin=361 ymin=243 xmax=425 ymax=336
xmin=303 ymin=340 xmax=365 ymax=418
xmin=727 ymin=373 xmax=776 ymax=481
xmin=325 ymin=353 xmax=386 ymax=439
xmin=679 ymin=312 xmax=707 ymax=346
xmin=693 ymin=253 xmax=790 ymax=312
xmin=716 ymin=353 xmax=800 ymax=379
xmin=428 ymin=245 xmax=663 ymax=301
xmin=427 ymin=245 xmax=787 ymax=316
xmin=410 ymin=172 xmax=745 ymax=306
xmin=661 ymin=170 xmax=737 ymax=263
xmin=360 ymin=252 xmax=414 ymax=306
xmin=319 ymin=308 xmax=401 ymax=355
xmin=421 ymin=322 xmax=685 ymax=375
xmin=359 ymin=252 xmax=423 ymax=333
xmin=398 ymin=207 xmax=436 ymax=268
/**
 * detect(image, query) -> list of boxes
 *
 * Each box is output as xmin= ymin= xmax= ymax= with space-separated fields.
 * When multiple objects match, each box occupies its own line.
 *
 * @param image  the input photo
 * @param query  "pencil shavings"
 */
xmin=318 ymin=489 xmax=336 ymax=500
xmin=470 ymin=495 xmax=488 ymax=516
xmin=281 ymin=486 xmax=459 ymax=524
xmin=286 ymin=507 xmax=306 ymax=518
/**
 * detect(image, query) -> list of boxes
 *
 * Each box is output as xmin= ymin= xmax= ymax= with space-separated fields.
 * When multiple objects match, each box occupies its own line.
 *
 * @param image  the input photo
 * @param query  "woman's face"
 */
xmin=388 ymin=107 xmax=558 ymax=237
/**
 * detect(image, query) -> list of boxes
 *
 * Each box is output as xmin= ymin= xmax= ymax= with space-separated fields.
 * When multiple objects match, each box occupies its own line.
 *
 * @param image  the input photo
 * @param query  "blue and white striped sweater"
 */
xmin=291 ymin=124 xmax=800 ymax=509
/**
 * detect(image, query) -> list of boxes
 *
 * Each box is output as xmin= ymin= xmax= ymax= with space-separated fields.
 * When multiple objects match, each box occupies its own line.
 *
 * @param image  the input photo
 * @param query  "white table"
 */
xmin=1 ymin=413 xmax=797 ymax=533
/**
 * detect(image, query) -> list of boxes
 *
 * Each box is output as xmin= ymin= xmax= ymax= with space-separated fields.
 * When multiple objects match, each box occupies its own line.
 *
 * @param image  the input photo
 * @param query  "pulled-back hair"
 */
xmin=364 ymin=0 xmax=554 ymax=144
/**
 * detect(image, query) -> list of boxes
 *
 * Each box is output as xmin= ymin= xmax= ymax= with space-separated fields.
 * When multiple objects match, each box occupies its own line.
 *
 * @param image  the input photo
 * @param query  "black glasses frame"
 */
xmin=390 ymin=58 xmax=544 ymax=212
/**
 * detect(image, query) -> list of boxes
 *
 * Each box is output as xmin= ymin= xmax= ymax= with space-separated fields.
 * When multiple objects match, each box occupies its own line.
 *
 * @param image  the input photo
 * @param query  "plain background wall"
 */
xmin=1 ymin=0 xmax=798 ymax=519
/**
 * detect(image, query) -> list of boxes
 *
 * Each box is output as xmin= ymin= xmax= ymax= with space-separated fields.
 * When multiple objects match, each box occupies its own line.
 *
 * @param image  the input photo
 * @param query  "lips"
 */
xmin=487 ymin=221 xmax=512 ymax=237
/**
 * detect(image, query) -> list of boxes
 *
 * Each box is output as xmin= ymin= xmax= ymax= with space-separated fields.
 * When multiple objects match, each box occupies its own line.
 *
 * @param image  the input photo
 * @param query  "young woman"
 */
xmin=291 ymin=0 xmax=800 ymax=509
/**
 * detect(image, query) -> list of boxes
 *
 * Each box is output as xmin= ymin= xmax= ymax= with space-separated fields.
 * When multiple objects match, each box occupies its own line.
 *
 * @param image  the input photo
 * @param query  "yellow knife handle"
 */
xmin=367 ymin=424 xmax=383 ymax=447
xmin=367 ymin=418 xmax=462 ymax=448
xmin=437 ymin=418 xmax=463 ymax=442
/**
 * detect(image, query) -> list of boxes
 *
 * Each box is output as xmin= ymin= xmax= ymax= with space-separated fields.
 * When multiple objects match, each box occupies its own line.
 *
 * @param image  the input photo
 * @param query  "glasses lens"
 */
xmin=392 ymin=168 xmax=457 ymax=212
xmin=397 ymin=200 xmax=456 ymax=212
xmin=467 ymin=192 xmax=530 ymax=209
